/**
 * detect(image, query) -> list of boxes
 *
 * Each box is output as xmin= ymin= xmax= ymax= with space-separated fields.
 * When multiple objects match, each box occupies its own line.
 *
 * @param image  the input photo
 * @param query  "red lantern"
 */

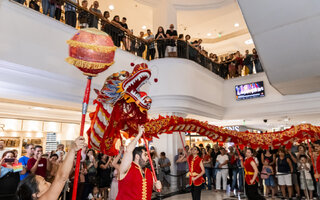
xmin=66 ymin=28 xmax=116 ymax=77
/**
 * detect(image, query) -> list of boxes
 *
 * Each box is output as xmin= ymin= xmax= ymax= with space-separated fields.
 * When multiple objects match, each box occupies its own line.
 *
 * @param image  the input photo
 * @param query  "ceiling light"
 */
xmin=207 ymin=33 xmax=212 ymax=36
xmin=244 ymin=39 xmax=253 ymax=45
xmin=108 ymin=5 xmax=115 ymax=10
xmin=142 ymin=25 xmax=147 ymax=30
xmin=234 ymin=23 xmax=239 ymax=27
xmin=301 ymin=121 xmax=306 ymax=123
xmin=32 ymin=107 xmax=49 ymax=111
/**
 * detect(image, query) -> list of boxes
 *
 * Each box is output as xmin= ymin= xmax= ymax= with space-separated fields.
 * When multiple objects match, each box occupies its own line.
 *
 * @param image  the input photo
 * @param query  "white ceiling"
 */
xmin=200 ymin=33 xmax=254 ymax=56
xmin=176 ymin=1 xmax=246 ymax=38
xmin=238 ymin=0 xmax=320 ymax=95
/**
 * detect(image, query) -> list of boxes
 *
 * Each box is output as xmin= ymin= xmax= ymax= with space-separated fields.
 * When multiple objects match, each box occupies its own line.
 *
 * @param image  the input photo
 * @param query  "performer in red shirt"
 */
xmin=187 ymin=146 xmax=205 ymax=200
xmin=242 ymin=148 xmax=265 ymax=200
xmin=313 ymin=140 xmax=320 ymax=197
xmin=117 ymin=126 xmax=161 ymax=200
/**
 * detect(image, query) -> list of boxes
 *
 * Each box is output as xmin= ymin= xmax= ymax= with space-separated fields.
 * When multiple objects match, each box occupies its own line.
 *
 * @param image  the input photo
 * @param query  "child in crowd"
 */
xmin=261 ymin=159 xmax=275 ymax=199
xmin=298 ymin=155 xmax=314 ymax=199
xmin=88 ymin=185 xmax=103 ymax=200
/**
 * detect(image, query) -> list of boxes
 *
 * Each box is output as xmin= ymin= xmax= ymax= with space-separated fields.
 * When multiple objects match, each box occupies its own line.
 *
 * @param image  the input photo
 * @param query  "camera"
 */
xmin=263 ymin=119 xmax=268 ymax=123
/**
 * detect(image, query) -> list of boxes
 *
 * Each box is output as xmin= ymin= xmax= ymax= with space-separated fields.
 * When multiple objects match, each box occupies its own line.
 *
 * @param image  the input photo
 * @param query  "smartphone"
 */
xmin=4 ymin=158 xmax=15 ymax=163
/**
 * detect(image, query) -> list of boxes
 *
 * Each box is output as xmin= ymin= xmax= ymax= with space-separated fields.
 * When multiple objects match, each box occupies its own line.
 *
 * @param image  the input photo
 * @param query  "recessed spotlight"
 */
xmin=234 ymin=23 xmax=239 ymax=27
xmin=244 ymin=39 xmax=253 ymax=45
xmin=207 ymin=33 xmax=212 ymax=36
xmin=301 ymin=121 xmax=306 ymax=123
xmin=142 ymin=25 xmax=147 ymax=30
xmin=109 ymin=5 xmax=115 ymax=10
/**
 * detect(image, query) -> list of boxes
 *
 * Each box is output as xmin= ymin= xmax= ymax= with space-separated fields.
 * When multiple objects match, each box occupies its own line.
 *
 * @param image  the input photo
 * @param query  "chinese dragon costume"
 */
xmin=87 ymin=63 xmax=320 ymax=155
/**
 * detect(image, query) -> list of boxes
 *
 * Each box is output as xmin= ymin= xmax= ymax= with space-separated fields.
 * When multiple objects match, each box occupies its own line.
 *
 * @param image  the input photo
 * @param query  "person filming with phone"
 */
xmin=0 ymin=150 xmax=21 ymax=199
xmin=1 ymin=151 xmax=18 ymax=174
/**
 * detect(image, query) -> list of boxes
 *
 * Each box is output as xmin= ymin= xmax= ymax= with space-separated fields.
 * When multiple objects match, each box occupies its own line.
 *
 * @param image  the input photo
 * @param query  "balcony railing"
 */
xmin=10 ymin=0 xmax=264 ymax=79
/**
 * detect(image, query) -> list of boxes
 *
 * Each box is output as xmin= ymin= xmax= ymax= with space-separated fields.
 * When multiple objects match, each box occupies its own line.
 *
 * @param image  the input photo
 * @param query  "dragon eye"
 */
xmin=119 ymin=74 xmax=126 ymax=80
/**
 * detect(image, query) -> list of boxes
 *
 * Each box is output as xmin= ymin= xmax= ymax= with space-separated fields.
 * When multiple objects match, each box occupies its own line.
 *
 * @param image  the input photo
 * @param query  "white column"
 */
xmin=151 ymin=112 xmax=186 ymax=191
xmin=152 ymin=0 xmax=177 ymax=32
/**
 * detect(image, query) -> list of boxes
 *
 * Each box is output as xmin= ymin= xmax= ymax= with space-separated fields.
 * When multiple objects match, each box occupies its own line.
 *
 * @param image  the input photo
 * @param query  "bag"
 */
xmin=261 ymin=167 xmax=269 ymax=179
xmin=163 ymin=169 xmax=171 ymax=175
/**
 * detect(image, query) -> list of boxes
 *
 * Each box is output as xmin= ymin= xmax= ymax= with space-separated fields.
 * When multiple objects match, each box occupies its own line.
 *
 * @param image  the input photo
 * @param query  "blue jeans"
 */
xmin=42 ymin=0 xmax=50 ymax=15
xmin=238 ymin=168 xmax=244 ymax=192
xmin=231 ymin=168 xmax=239 ymax=191
xmin=246 ymin=63 xmax=253 ymax=74
xmin=205 ymin=168 xmax=212 ymax=190
xmin=49 ymin=4 xmax=56 ymax=18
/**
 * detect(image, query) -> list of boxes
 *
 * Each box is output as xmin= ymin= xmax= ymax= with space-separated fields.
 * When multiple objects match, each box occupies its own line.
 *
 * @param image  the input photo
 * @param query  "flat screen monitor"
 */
xmin=235 ymin=81 xmax=265 ymax=100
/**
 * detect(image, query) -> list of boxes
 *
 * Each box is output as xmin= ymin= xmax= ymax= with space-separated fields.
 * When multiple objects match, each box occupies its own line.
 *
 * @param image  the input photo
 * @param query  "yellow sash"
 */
xmin=244 ymin=169 xmax=254 ymax=176
xmin=186 ymin=172 xmax=199 ymax=178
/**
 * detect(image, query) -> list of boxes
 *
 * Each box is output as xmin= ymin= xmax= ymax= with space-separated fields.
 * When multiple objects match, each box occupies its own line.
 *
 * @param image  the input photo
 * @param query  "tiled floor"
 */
xmin=165 ymin=190 xmax=233 ymax=199
xmin=164 ymin=190 xmax=284 ymax=200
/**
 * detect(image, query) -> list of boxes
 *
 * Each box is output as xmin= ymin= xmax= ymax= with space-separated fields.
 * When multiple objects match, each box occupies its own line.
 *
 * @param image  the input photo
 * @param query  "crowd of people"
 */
xmin=12 ymin=0 xmax=264 ymax=79
xmin=0 ymin=139 xmax=121 ymax=200
xmin=165 ymin=142 xmax=320 ymax=200
xmin=2 ymin=129 xmax=320 ymax=200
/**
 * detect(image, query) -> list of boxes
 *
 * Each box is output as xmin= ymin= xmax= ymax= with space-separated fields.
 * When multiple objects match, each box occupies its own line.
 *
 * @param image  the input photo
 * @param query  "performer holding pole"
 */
xmin=116 ymin=126 xmax=162 ymax=200
xmin=142 ymin=134 xmax=161 ymax=192
xmin=188 ymin=146 xmax=205 ymax=200
xmin=65 ymin=28 xmax=117 ymax=200
xmin=241 ymin=148 xmax=265 ymax=200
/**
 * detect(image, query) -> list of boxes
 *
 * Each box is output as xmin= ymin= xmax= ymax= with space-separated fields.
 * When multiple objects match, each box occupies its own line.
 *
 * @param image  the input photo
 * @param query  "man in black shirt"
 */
xmin=121 ymin=17 xmax=128 ymax=29
xmin=243 ymin=50 xmax=253 ymax=74
xmin=120 ymin=17 xmax=129 ymax=50
xmin=166 ymin=24 xmax=178 ymax=57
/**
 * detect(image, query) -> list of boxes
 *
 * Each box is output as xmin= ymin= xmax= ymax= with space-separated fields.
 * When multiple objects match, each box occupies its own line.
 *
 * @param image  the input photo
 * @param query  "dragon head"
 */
xmin=95 ymin=63 xmax=152 ymax=113
xmin=118 ymin=63 xmax=152 ymax=112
